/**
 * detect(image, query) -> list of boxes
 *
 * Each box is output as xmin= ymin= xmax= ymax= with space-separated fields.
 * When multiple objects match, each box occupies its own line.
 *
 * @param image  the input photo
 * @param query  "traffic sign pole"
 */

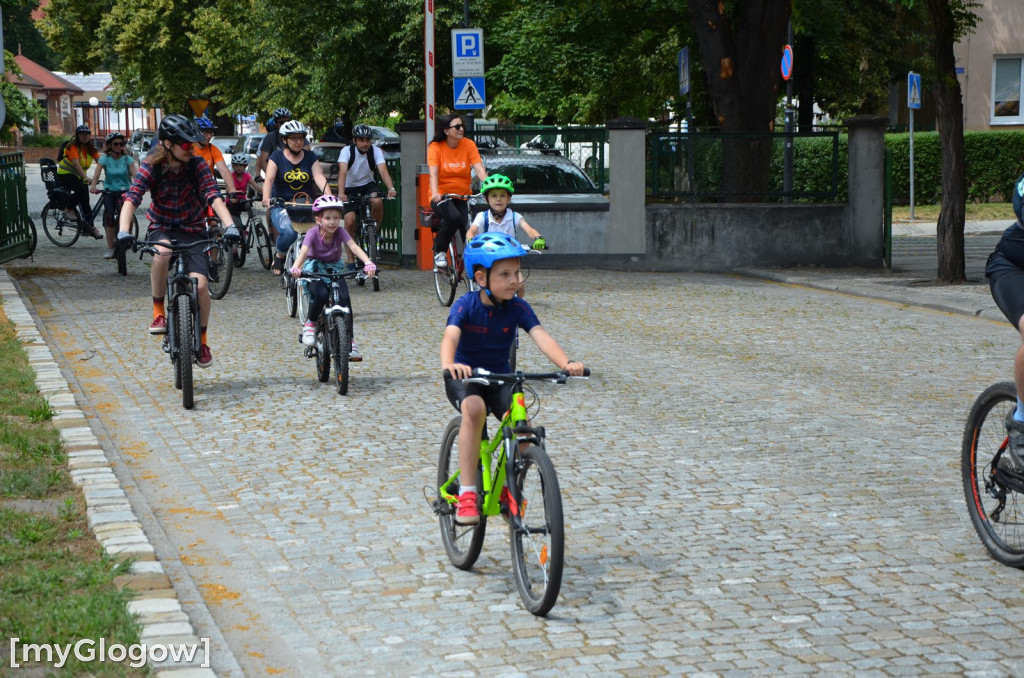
xmin=781 ymin=31 xmax=794 ymax=203
xmin=424 ymin=0 xmax=435 ymax=146
xmin=907 ymin=72 xmax=922 ymax=221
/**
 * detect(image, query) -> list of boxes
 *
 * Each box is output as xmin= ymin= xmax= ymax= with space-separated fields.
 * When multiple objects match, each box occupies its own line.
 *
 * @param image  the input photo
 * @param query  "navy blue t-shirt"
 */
xmin=447 ymin=291 xmax=541 ymax=372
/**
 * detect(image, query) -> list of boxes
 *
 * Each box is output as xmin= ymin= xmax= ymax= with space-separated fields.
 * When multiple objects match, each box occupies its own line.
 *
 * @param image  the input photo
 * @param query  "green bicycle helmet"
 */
xmin=480 ymin=173 xmax=514 ymax=196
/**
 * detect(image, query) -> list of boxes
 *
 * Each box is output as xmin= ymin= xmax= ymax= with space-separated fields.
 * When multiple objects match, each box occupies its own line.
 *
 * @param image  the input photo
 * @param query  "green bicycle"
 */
xmin=430 ymin=367 xmax=590 ymax=616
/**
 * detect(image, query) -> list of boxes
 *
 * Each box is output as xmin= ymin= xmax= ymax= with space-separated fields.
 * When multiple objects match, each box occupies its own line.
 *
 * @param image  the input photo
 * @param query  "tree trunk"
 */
xmin=926 ymin=0 xmax=966 ymax=283
xmin=688 ymin=0 xmax=791 ymax=198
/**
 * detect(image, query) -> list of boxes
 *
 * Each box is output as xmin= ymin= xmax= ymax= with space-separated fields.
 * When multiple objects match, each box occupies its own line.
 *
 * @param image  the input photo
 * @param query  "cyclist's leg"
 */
xmin=102 ymin=191 xmax=120 ymax=249
xmin=371 ymin=196 xmax=383 ymax=224
xmin=444 ymin=379 xmax=488 ymax=490
xmin=306 ymin=279 xmax=329 ymax=323
xmin=989 ymin=263 xmax=1024 ymax=421
xmin=181 ymin=232 xmax=212 ymax=338
xmin=270 ymin=206 xmax=293 ymax=271
xmin=148 ymin=231 xmax=172 ymax=321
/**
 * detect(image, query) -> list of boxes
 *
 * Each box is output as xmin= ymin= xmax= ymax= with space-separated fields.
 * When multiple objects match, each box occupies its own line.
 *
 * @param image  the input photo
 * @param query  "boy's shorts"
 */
xmin=445 ymin=373 xmax=514 ymax=417
xmin=147 ymin=230 xmax=211 ymax=279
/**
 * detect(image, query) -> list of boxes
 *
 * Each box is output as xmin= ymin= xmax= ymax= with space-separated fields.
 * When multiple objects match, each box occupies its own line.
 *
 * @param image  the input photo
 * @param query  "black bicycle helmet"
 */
xmin=76 ymin=124 xmax=91 ymax=134
xmin=105 ymin=132 xmax=126 ymax=145
xmin=352 ymin=124 xmax=374 ymax=139
xmin=158 ymin=114 xmax=205 ymax=143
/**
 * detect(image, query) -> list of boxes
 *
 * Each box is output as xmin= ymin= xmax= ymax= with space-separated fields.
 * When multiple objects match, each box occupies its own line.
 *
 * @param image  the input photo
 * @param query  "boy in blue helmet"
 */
xmin=440 ymin=232 xmax=585 ymax=525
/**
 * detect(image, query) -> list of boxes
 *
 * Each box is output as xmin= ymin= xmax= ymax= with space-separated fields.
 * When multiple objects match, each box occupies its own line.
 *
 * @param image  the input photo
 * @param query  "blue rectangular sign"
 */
xmin=454 ymin=77 xmax=486 ymax=110
xmin=907 ymin=72 xmax=922 ymax=110
xmin=678 ymin=47 xmax=690 ymax=96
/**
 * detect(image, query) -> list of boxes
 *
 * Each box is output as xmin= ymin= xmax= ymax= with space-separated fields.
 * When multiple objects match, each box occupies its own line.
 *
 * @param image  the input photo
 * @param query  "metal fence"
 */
xmin=647 ymin=130 xmax=842 ymax=202
xmin=469 ymin=125 xmax=608 ymax=189
xmin=378 ymin=158 xmax=402 ymax=265
xmin=0 ymin=152 xmax=34 ymax=264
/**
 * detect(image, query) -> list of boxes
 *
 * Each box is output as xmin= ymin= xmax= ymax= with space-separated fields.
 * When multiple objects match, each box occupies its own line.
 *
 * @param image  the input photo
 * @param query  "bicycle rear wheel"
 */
xmin=41 ymin=203 xmax=81 ymax=247
xmin=509 ymin=442 xmax=564 ymax=616
xmin=255 ymin=223 xmax=273 ymax=270
xmin=963 ymin=381 xmax=1024 ymax=567
xmin=176 ymin=294 xmax=195 ymax=410
xmin=433 ymin=245 xmax=458 ymax=306
xmin=207 ymin=232 xmax=234 ymax=300
xmin=437 ymin=416 xmax=487 ymax=570
xmin=20 ymin=217 xmax=37 ymax=259
xmin=331 ymin=314 xmax=350 ymax=395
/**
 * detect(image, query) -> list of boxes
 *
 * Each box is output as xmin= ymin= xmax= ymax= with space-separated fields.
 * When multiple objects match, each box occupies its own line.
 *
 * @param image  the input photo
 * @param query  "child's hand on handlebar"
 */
xmin=290 ymin=267 xmax=302 ymax=278
xmin=363 ymin=262 xmax=377 ymax=276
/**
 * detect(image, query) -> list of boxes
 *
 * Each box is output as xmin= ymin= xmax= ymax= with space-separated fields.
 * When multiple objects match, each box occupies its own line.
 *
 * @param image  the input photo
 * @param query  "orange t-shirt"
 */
xmin=58 ymin=143 xmax=101 ymax=174
xmin=194 ymin=143 xmax=225 ymax=169
xmin=427 ymin=138 xmax=482 ymax=196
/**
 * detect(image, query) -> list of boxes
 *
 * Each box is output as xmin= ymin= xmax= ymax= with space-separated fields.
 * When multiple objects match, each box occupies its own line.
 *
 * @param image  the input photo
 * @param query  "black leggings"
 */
xmin=307 ymin=278 xmax=354 ymax=336
xmin=100 ymin=190 xmax=125 ymax=228
xmin=432 ymin=198 xmax=469 ymax=254
xmin=58 ymin=173 xmax=94 ymax=224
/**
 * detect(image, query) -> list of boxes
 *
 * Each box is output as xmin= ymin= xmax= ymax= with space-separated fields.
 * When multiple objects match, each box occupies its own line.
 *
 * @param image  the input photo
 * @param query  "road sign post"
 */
xmin=908 ymin=72 xmax=922 ymax=220
xmin=782 ymin=38 xmax=795 ymax=203
xmin=451 ymin=28 xmax=485 ymax=111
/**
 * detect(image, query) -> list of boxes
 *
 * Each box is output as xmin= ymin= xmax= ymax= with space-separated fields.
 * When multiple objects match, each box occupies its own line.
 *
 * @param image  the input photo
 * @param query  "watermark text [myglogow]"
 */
xmin=7 ymin=637 xmax=210 ymax=669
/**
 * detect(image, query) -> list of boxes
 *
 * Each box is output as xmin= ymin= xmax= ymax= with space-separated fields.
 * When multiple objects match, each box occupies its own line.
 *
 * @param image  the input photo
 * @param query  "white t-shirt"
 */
xmin=339 ymin=145 xmax=386 ymax=187
xmin=471 ymin=209 xmax=525 ymax=238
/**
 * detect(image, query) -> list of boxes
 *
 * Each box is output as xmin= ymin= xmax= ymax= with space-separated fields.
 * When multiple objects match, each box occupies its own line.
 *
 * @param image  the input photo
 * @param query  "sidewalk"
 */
xmin=737 ymin=219 xmax=1008 ymax=324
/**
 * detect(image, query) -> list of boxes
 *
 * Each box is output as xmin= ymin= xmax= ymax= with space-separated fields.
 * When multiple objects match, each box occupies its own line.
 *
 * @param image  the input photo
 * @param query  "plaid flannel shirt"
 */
xmin=126 ymin=157 xmax=223 ymax=233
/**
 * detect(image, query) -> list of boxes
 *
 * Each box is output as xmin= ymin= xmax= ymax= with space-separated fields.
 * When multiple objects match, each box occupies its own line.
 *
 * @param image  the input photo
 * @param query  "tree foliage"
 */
xmin=1 ymin=49 xmax=46 ymax=141
xmin=2 ymin=0 xmax=61 ymax=69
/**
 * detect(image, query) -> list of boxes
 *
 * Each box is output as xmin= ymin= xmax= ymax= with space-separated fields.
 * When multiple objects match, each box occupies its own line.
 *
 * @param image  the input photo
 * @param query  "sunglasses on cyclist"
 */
xmin=111 ymin=142 xmax=125 ymax=147
xmin=447 ymin=123 xmax=465 ymax=131
xmin=176 ymin=141 xmax=194 ymax=151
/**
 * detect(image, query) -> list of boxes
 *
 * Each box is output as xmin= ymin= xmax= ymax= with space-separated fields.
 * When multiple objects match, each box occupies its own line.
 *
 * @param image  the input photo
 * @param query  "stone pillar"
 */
xmin=845 ymin=115 xmax=888 ymax=267
xmin=607 ymin=117 xmax=647 ymax=255
xmin=397 ymin=120 xmax=426 ymax=265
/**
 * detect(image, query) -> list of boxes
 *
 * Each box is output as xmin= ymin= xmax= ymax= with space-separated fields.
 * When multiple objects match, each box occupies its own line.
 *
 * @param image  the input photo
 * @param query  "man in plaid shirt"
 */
xmin=118 ymin=114 xmax=238 ymax=368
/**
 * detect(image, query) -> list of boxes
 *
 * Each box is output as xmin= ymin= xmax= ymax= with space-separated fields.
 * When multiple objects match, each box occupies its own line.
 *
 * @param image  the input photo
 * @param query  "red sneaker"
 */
xmin=456 ymin=491 xmax=479 ymax=525
xmin=148 ymin=315 xmax=167 ymax=334
xmin=197 ymin=344 xmax=213 ymax=369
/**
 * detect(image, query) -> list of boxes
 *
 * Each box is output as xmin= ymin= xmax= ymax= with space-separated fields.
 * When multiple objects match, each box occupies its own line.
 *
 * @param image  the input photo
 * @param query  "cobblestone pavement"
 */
xmin=5 ymin=232 xmax=1024 ymax=677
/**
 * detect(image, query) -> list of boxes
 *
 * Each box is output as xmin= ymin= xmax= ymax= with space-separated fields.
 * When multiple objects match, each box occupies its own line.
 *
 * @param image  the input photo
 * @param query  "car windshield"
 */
xmin=314 ymin=146 xmax=343 ymax=163
xmin=212 ymin=138 xmax=237 ymax=154
xmin=483 ymin=157 xmax=597 ymax=193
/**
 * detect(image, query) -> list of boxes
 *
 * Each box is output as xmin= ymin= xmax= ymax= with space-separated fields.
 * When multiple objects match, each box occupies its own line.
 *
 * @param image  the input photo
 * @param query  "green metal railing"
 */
xmin=0 ymin=152 xmax=34 ymax=263
xmin=378 ymin=158 xmax=402 ymax=265
xmin=647 ymin=130 xmax=842 ymax=202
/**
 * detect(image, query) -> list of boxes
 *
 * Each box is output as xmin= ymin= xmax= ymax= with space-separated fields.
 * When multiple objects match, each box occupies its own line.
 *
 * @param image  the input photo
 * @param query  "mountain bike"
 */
xmin=962 ymin=381 xmax=1024 ymax=567
xmin=202 ymin=207 xmax=235 ymax=300
xmin=226 ymin=194 xmax=272 ymax=269
xmin=430 ymin=367 xmax=590 ymax=616
xmin=427 ymin=194 xmax=479 ymax=306
xmin=345 ymin=192 xmax=389 ymax=292
xmin=40 ymin=170 xmax=138 ymax=247
xmin=296 ymin=267 xmax=360 ymax=395
xmin=131 ymin=236 xmax=220 ymax=410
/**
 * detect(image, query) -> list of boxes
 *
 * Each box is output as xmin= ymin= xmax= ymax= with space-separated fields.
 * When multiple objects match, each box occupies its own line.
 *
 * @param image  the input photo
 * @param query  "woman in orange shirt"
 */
xmin=428 ymin=114 xmax=487 ymax=269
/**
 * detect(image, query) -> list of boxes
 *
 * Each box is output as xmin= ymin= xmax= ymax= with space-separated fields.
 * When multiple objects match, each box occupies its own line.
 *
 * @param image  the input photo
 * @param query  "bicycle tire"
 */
xmin=437 ymin=416 xmax=487 ymax=570
xmin=297 ymin=280 xmax=310 ymax=324
xmin=255 ymin=223 xmax=273 ymax=270
xmin=176 ymin=294 xmax=195 ymax=410
xmin=234 ymin=230 xmax=248 ymax=268
xmin=207 ymin=230 xmax=234 ymax=300
xmin=315 ymin=318 xmax=330 ymax=383
xmin=509 ymin=442 xmax=564 ymax=616
xmin=285 ymin=247 xmax=298 ymax=318
xmin=116 ymin=242 xmax=127 ymax=276
xmin=962 ymin=381 xmax=1024 ymax=567
xmin=41 ymin=203 xmax=81 ymax=247
xmin=19 ymin=218 xmax=37 ymax=259
xmin=364 ymin=221 xmax=381 ymax=292
xmin=331 ymin=314 xmax=350 ymax=395
xmin=433 ymin=246 xmax=458 ymax=306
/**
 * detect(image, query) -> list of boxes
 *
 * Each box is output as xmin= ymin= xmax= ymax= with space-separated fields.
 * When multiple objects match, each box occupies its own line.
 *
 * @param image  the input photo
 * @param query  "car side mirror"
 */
xmin=142 ymin=141 xmax=150 ymax=151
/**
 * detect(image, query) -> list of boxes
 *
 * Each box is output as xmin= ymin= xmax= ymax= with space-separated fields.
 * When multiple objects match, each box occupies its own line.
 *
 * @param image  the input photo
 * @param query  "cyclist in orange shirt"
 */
xmin=193 ymin=117 xmax=235 ymax=191
xmin=428 ymin=114 xmax=487 ymax=269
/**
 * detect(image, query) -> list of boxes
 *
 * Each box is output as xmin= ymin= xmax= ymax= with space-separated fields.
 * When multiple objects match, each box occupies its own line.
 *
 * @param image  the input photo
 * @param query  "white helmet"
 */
xmin=230 ymin=152 xmax=249 ymax=166
xmin=279 ymin=120 xmax=307 ymax=137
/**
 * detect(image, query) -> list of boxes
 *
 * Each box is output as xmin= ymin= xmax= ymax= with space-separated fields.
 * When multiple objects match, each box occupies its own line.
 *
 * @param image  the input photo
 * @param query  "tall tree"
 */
xmin=688 ymin=0 xmax=791 ymax=195
xmin=2 ymin=0 xmax=60 ymax=69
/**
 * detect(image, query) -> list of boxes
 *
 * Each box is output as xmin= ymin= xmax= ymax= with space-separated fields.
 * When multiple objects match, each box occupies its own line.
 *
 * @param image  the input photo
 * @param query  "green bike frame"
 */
xmin=439 ymin=390 xmax=532 ymax=517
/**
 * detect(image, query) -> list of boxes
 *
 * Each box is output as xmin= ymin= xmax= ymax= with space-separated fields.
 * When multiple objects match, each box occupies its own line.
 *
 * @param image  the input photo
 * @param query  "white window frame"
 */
xmin=991 ymin=56 xmax=1024 ymax=125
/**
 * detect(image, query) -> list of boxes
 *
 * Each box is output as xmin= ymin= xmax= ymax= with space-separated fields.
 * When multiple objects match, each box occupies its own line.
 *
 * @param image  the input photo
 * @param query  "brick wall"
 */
xmin=0 ymin=147 xmax=61 ymax=164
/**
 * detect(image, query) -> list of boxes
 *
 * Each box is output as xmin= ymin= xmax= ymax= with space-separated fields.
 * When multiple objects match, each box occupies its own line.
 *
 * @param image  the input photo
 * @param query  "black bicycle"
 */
xmin=296 ymin=268 xmax=360 ymax=395
xmin=226 ymin=194 xmax=273 ymax=270
xmin=346 ymin=192 xmax=387 ymax=292
xmin=130 ymin=236 xmax=220 ymax=410
xmin=40 ymin=162 xmax=139 ymax=247
xmin=962 ymin=382 xmax=1024 ymax=567
xmin=202 ymin=208 xmax=235 ymax=300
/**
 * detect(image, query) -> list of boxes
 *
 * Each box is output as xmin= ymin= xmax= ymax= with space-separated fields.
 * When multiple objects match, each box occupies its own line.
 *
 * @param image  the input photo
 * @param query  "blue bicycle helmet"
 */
xmin=195 ymin=116 xmax=215 ymax=131
xmin=463 ymin=232 xmax=529 ymax=272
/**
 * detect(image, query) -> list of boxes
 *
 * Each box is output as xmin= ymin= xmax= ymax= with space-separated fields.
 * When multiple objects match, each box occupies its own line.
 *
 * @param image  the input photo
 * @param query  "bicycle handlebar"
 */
xmin=443 ymin=367 xmax=590 ymax=384
xmin=132 ymin=238 xmax=222 ymax=256
xmin=296 ymin=270 xmax=362 ymax=281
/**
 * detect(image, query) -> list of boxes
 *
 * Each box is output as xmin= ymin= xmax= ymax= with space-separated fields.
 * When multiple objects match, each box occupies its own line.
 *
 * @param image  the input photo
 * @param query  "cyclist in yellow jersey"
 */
xmin=57 ymin=124 xmax=103 ymax=238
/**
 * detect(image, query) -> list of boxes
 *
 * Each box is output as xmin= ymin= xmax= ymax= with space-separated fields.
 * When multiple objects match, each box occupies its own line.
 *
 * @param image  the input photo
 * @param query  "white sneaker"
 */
xmin=301 ymin=321 xmax=315 ymax=346
xmin=434 ymin=252 xmax=448 ymax=268
xmin=103 ymin=248 xmax=115 ymax=259
xmin=349 ymin=342 xmax=362 ymax=362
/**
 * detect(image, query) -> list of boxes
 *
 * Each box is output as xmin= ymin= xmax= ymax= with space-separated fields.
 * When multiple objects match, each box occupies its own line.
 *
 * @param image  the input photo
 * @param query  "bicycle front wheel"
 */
xmin=207 ymin=234 xmax=234 ymax=300
xmin=963 ymin=381 xmax=1024 ymax=567
xmin=509 ymin=443 xmax=564 ymax=616
xmin=437 ymin=416 xmax=486 ymax=570
xmin=255 ymin=223 xmax=273 ymax=270
xmin=284 ymin=247 xmax=298 ymax=317
xmin=115 ymin=242 xmax=127 ymax=276
xmin=42 ymin=203 xmax=81 ymax=247
xmin=331 ymin=314 xmax=350 ymax=395
xmin=433 ymin=247 xmax=458 ymax=306
xmin=315 ymin=319 xmax=330 ymax=383
xmin=176 ymin=294 xmax=195 ymax=410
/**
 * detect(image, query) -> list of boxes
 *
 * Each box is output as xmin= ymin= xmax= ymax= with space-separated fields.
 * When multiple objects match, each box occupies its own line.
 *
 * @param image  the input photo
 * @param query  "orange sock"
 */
xmin=200 ymin=329 xmax=208 ymax=345
xmin=153 ymin=298 xmax=165 ymax=319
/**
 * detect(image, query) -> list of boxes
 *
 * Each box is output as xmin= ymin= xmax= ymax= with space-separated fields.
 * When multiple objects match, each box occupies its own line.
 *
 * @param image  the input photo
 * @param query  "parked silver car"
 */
xmin=473 ymin=150 xmax=607 ymax=210
xmin=127 ymin=129 xmax=156 ymax=163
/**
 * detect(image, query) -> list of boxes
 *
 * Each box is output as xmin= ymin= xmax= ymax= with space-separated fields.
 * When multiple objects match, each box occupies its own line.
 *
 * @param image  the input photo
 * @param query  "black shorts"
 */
xmin=147 ymin=230 xmax=211 ymax=280
xmin=343 ymin=182 xmax=378 ymax=215
xmin=445 ymin=374 xmax=514 ymax=418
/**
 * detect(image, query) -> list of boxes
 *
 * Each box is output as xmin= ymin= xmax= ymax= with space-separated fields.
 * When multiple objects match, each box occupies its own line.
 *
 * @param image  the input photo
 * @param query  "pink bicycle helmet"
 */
xmin=312 ymin=194 xmax=345 ymax=212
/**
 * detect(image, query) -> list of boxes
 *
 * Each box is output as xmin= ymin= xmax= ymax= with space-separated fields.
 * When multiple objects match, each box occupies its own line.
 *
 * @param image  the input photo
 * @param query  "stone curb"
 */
xmin=0 ymin=269 xmax=216 ymax=677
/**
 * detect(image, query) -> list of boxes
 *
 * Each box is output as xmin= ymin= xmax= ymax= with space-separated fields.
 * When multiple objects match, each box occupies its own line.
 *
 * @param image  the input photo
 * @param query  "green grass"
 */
xmin=0 ymin=303 xmax=145 ymax=676
xmin=892 ymin=202 xmax=1014 ymax=221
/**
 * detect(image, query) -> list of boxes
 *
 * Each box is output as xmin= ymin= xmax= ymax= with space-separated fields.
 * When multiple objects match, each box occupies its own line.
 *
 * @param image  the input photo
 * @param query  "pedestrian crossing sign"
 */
xmin=907 ymin=72 xmax=922 ymax=110
xmin=454 ymin=77 xmax=486 ymax=110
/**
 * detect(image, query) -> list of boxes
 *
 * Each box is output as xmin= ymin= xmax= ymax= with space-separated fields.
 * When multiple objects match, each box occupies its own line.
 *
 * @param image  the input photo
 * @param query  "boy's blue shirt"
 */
xmin=447 ymin=291 xmax=540 ymax=372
